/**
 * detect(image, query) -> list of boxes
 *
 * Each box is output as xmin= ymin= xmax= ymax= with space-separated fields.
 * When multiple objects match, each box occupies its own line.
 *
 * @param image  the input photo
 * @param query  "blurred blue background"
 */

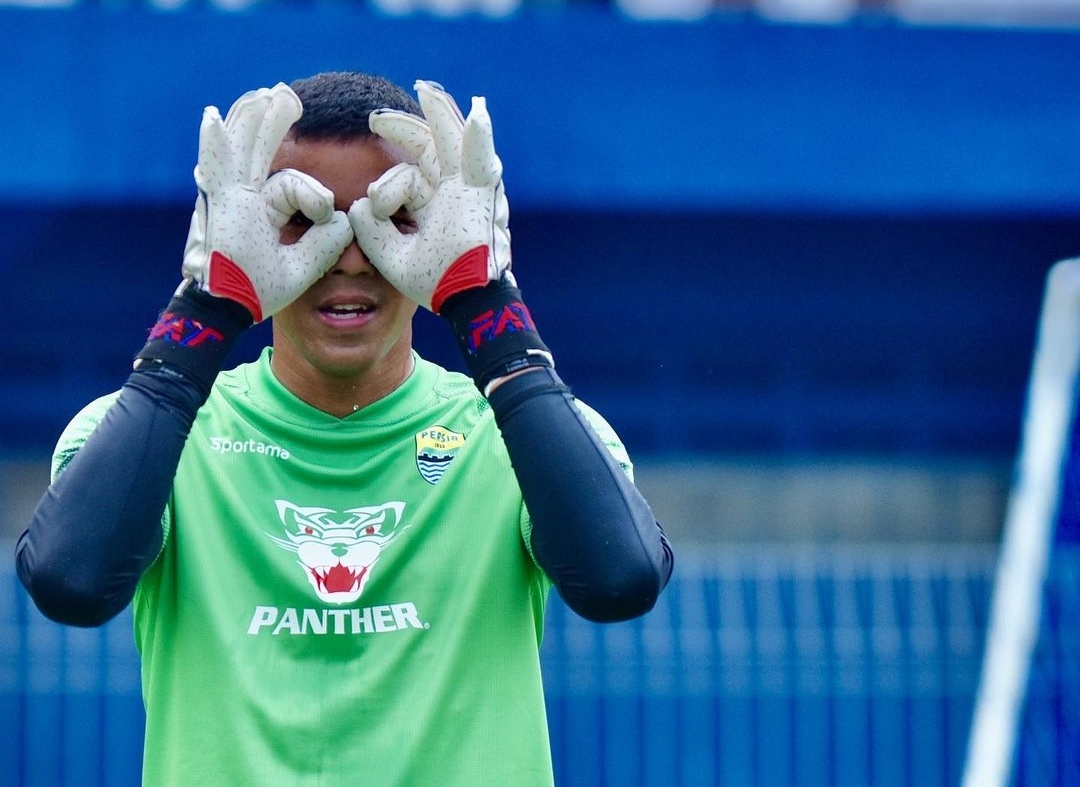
xmin=1 ymin=1 xmax=1078 ymax=785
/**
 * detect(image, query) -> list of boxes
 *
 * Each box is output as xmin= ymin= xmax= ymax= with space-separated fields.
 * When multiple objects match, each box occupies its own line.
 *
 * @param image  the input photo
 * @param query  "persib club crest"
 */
xmin=268 ymin=500 xmax=407 ymax=604
xmin=415 ymin=426 xmax=465 ymax=485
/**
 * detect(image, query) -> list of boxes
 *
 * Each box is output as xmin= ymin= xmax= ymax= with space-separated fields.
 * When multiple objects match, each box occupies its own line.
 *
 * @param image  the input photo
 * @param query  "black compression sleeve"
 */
xmin=14 ymin=367 xmax=206 ymax=626
xmin=15 ymin=285 xmax=248 ymax=627
xmin=486 ymin=368 xmax=674 ymax=623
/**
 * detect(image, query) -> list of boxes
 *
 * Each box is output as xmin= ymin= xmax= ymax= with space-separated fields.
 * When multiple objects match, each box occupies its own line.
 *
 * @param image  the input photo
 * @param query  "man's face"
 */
xmin=268 ymin=135 xmax=418 ymax=398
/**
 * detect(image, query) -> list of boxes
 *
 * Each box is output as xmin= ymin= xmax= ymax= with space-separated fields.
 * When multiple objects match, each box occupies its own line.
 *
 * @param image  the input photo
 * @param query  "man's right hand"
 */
xmin=181 ymin=83 xmax=353 ymax=323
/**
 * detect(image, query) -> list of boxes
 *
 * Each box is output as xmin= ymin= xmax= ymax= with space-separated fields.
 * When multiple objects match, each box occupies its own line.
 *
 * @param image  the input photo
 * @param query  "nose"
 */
xmin=330 ymin=237 xmax=376 ymax=277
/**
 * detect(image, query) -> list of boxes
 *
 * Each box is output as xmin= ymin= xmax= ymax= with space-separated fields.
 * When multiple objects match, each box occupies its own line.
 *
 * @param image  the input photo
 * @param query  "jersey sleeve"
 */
xmin=572 ymin=399 xmax=635 ymax=481
xmin=52 ymin=393 xmax=118 ymax=480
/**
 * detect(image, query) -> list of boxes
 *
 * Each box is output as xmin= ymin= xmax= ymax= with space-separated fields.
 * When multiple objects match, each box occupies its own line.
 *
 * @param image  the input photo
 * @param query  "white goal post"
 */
xmin=961 ymin=259 xmax=1080 ymax=787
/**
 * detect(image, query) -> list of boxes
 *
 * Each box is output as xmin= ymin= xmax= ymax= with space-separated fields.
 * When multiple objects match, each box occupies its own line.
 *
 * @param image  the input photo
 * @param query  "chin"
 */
xmin=311 ymin=347 xmax=383 ymax=379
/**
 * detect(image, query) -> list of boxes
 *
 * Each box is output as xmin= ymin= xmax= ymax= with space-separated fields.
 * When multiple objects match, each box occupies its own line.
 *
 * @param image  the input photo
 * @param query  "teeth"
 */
xmin=324 ymin=304 xmax=372 ymax=316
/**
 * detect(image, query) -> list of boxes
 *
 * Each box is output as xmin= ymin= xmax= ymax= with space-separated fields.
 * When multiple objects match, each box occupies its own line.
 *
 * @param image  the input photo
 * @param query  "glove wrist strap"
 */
xmin=134 ymin=281 xmax=253 ymax=395
xmin=441 ymin=275 xmax=554 ymax=395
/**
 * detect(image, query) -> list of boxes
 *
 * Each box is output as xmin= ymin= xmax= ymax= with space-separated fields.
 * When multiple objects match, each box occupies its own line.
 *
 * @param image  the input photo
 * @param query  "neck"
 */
xmin=269 ymin=348 xmax=416 ymax=419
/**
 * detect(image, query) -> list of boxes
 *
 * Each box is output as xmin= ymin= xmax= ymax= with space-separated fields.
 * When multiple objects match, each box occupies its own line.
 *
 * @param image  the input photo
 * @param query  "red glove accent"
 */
xmin=207 ymin=251 xmax=263 ymax=323
xmin=431 ymin=246 xmax=491 ymax=315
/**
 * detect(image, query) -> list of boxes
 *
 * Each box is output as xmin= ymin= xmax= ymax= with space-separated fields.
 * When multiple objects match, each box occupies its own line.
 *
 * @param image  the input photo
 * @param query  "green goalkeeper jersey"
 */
xmin=53 ymin=349 xmax=633 ymax=787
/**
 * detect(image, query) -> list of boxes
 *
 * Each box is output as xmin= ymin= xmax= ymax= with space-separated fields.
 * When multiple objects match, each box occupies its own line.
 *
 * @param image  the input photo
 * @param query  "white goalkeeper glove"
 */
xmin=347 ymin=80 xmax=511 ymax=315
xmin=181 ymin=83 xmax=353 ymax=323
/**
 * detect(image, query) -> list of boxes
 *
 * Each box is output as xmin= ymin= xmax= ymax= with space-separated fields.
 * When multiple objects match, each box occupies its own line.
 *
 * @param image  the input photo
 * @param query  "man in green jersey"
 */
xmin=16 ymin=72 xmax=673 ymax=786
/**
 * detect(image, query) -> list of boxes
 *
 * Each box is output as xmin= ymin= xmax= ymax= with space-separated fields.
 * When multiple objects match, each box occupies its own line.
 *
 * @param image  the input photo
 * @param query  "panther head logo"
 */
xmin=268 ymin=500 xmax=407 ymax=604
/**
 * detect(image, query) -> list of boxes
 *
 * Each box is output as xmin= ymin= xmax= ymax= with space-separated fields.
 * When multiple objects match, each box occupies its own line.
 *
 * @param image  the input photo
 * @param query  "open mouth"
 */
xmin=320 ymin=303 xmax=375 ymax=320
xmin=311 ymin=562 xmax=367 ymax=594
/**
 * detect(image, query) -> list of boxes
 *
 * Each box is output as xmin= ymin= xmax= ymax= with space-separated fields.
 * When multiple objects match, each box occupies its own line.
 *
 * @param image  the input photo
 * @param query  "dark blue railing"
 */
xmin=2 ymin=544 xmax=1015 ymax=787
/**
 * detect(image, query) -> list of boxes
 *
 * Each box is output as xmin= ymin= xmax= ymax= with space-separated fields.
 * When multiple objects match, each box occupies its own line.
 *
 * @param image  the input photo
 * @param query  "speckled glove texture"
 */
xmin=181 ymin=83 xmax=353 ymax=322
xmin=348 ymin=80 xmax=512 ymax=315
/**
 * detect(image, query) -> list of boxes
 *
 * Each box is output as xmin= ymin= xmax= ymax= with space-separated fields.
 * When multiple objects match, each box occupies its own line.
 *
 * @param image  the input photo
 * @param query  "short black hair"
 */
xmin=287 ymin=71 xmax=421 ymax=140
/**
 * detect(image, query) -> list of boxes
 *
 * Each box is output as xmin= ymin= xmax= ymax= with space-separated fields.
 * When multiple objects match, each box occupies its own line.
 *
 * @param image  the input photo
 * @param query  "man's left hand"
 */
xmin=348 ymin=80 xmax=512 ymax=315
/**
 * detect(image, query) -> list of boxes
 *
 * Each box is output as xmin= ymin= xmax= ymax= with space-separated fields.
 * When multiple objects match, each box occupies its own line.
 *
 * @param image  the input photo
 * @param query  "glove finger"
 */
xmin=348 ymin=198 xmax=411 ymax=269
xmin=369 ymin=109 xmax=431 ymax=160
xmin=220 ymin=85 xmax=300 ymax=186
xmin=221 ymin=88 xmax=272 ymax=176
xmin=248 ymin=84 xmax=303 ymax=185
xmin=290 ymin=211 xmax=354 ymax=274
xmin=264 ymin=168 xmax=336 ymax=228
xmin=370 ymin=109 xmax=442 ymax=186
xmin=259 ymin=212 xmax=352 ymax=319
xmin=195 ymin=106 xmax=235 ymax=191
xmin=460 ymin=96 xmax=502 ymax=189
xmin=415 ymin=80 xmax=464 ymax=179
xmin=367 ymin=164 xmax=414 ymax=219
xmin=368 ymin=162 xmax=436 ymax=218
xmin=222 ymin=86 xmax=270 ymax=128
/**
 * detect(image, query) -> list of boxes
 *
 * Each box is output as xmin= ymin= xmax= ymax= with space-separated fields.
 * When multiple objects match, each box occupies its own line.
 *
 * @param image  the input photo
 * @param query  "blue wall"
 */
xmin=2 ymin=8 xmax=1080 ymax=212
xmin=0 ymin=205 xmax=1072 ymax=457
xmin=2 ymin=10 xmax=1077 ymax=459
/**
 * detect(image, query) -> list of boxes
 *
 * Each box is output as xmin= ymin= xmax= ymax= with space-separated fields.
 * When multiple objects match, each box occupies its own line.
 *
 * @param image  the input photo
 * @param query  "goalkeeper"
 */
xmin=14 ymin=72 xmax=673 ymax=786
